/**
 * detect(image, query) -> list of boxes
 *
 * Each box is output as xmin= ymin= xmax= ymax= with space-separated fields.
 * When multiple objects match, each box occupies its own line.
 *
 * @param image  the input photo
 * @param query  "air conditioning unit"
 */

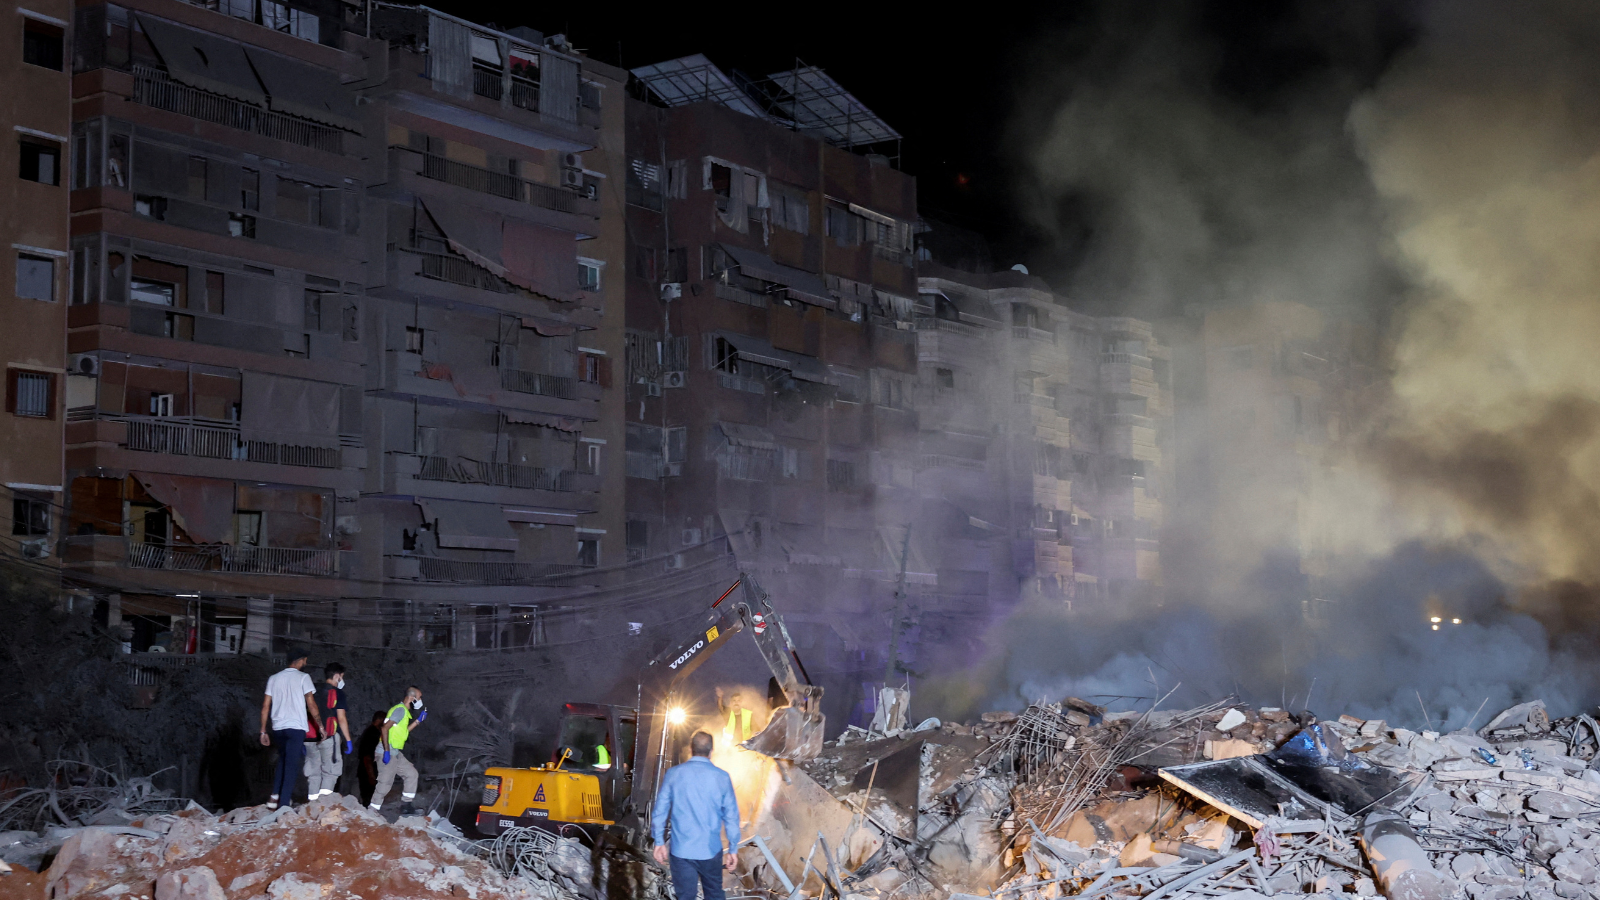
xmin=665 ymin=553 xmax=684 ymax=570
xmin=663 ymin=462 xmax=682 ymax=477
xmin=561 ymin=167 xmax=585 ymax=190
xmin=681 ymin=528 xmax=702 ymax=546
xmin=562 ymin=152 xmax=583 ymax=169
xmin=660 ymin=283 xmax=682 ymax=301
xmin=69 ymin=354 xmax=100 ymax=377
xmin=663 ymin=371 xmax=686 ymax=389
xmin=20 ymin=539 xmax=49 ymax=560
xmin=643 ymin=380 xmax=661 ymax=397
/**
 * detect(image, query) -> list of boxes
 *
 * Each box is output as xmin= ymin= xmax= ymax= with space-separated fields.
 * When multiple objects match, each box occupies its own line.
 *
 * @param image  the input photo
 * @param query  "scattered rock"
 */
xmin=154 ymin=866 xmax=225 ymax=900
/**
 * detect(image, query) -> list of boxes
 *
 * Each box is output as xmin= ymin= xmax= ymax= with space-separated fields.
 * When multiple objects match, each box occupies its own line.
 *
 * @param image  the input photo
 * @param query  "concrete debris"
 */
xmin=26 ymin=794 xmax=592 ymax=900
xmin=773 ymin=698 xmax=1600 ymax=900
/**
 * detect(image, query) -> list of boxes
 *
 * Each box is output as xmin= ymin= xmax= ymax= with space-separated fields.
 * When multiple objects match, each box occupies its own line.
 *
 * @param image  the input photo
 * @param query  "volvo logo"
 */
xmin=669 ymin=640 xmax=705 ymax=669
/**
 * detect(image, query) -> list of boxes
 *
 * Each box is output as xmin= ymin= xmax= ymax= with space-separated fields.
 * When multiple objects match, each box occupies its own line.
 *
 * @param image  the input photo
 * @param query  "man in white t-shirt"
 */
xmin=259 ymin=648 xmax=323 ymax=810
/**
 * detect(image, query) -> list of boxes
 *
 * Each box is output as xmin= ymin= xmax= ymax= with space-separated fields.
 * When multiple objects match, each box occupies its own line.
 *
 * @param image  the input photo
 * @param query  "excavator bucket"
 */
xmin=741 ymin=687 xmax=825 ymax=760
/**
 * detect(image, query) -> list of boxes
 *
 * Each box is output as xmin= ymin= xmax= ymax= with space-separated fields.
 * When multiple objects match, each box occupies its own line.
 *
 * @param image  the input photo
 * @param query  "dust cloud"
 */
xmin=927 ymin=0 xmax=1600 ymax=728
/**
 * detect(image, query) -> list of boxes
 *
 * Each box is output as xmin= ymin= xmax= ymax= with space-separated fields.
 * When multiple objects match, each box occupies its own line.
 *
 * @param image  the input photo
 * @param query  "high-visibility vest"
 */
xmin=386 ymin=703 xmax=415 ymax=751
xmin=595 ymin=744 xmax=611 ymax=767
xmin=726 ymin=708 xmax=753 ymax=741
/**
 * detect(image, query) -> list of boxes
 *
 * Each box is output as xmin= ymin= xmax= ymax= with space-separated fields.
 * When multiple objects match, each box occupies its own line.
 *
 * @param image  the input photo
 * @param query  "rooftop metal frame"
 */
xmin=629 ymin=53 xmax=773 ymax=122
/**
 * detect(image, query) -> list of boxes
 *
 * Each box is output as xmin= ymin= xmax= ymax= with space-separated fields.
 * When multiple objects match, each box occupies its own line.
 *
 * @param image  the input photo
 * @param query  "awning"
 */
xmin=713 ymin=331 xmax=830 ymax=384
xmin=420 ymin=199 xmax=520 ymax=288
xmin=416 ymin=498 xmax=518 ymax=551
xmin=240 ymin=372 xmax=339 ymax=446
xmin=520 ymin=317 xmax=578 ymax=337
xmin=137 ymin=15 xmax=266 ymax=107
xmin=718 ymin=422 xmax=776 ymax=450
xmin=925 ymin=288 xmax=1002 ymax=326
xmin=719 ymin=245 xmax=834 ymax=308
xmin=243 ymin=46 xmax=362 ymax=133
xmin=847 ymin=202 xmax=898 ymax=227
xmin=504 ymin=219 xmax=577 ymax=301
xmin=133 ymin=473 xmax=235 ymax=545
xmin=502 ymin=410 xmax=583 ymax=432
xmin=503 ymin=507 xmax=581 ymax=525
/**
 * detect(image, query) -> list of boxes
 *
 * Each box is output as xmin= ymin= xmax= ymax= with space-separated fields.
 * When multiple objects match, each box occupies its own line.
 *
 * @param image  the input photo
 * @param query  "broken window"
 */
xmin=577 ymin=538 xmax=599 ymax=568
xmin=23 ymin=18 xmax=64 ymax=70
xmin=241 ymin=167 xmax=260 ymax=210
xmin=625 ymin=519 xmax=648 ymax=561
xmin=19 ymin=139 xmax=60 ymax=186
xmin=12 ymin=495 xmax=50 ymax=536
xmin=16 ymin=253 xmax=54 ymax=302
xmin=771 ymin=184 xmax=809 ymax=234
xmin=935 ymin=368 xmax=955 ymax=389
xmin=712 ymin=337 xmax=738 ymax=374
xmin=627 ymin=159 xmax=663 ymax=210
xmin=709 ymin=163 xmax=732 ymax=212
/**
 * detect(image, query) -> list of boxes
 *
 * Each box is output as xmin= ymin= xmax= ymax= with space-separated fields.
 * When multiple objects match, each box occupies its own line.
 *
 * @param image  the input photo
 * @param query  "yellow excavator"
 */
xmin=474 ymin=574 xmax=824 ymax=839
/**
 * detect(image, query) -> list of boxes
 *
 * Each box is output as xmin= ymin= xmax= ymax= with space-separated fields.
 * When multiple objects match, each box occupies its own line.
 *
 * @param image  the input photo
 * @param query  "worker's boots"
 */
xmin=398 ymin=801 xmax=419 ymax=817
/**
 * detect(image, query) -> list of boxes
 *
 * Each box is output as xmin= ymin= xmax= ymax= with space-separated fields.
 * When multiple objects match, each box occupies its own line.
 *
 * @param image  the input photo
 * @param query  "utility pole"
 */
xmin=883 ymin=524 xmax=912 ymax=685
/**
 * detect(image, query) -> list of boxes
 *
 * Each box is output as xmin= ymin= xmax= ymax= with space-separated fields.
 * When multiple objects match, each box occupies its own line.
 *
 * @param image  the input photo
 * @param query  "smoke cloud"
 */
xmin=927 ymin=0 xmax=1600 ymax=728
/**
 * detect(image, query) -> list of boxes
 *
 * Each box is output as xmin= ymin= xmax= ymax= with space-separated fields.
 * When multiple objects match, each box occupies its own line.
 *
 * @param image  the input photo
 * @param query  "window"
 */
xmin=8 ymin=370 xmax=53 ymax=418
xmin=665 ymin=247 xmax=687 ymax=283
xmin=583 ymin=442 xmax=601 ymax=475
xmin=581 ymin=353 xmax=599 ymax=383
xmin=826 ymin=459 xmax=856 ymax=492
xmin=130 ymin=278 xmax=175 ymax=306
xmin=936 ymin=368 xmax=955 ymax=389
xmin=19 ymin=140 xmax=60 ymax=185
xmin=186 ymin=156 xmax=208 ymax=198
xmin=164 ymin=312 xmax=194 ymax=341
xmin=134 ymin=195 xmax=166 ymax=220
xmin=149 ymin=392 xmax=174 ymax=416
xmin=665 ymin=427 xmax=686 ymax=466
xmin=228 ymin=214 xmax=256 ymax=238
xmin=781 ymin=447 xmax=799 ymax=479
xmin=634 ymin=246 xmax=657 ymax=281
xmin=22 ymin=19 xmax=63 ymax=70
xmin=710 ymin=163 xmax=732 ymax=211
xmin=235 ymin=511 xmax=261 ymax=545
xmin=241 ymin=168 xmax=259 ymax=210
xmin=579 ymin=81 xmax=602 ymax=110
xmin=12 ymin=496 xmax=49 ymax=536
xmin=626 ymin=159 xmax=662 ymax=210
xmin=624 ymin=519 xmax=648 ymax=561
xmin=205 ymin=271 xmax=225 ymax=314
xmin=406 ymin=326 xmax=424 ymax=353
xmin=276 ymin=177 xmax=335 ymax=227
xmin=772 ymin=184 xmax=809 ymax=234
xmin=577 ymin=538 xmax=599 ymax=568
xmin=577 ymin=260 xmax=602 ymax=291
xmin=15 ymin=253 xmax=54 ymax=301
xmin=712 ymin=337 xmax=739 ymax=374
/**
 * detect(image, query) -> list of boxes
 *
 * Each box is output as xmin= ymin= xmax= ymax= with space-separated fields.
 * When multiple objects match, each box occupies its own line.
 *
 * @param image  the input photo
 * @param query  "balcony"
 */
xmin=127 ymin=541 xmax=336 ymax=576
xmin=510 ymin=79 xmax=539 ymax=112
xmin=1101 ymin=352 xmax=1154 ymax=367
xmin=1012 ymin=326 xmax=1056 ymax=344
xmin=404 ymin=148 xmax=586 ymax=216
xmin=75 ymin=411 xmax=342 ymax=469
xmin=500 ymin=369 xmax=577 ymax=399
xmin=415 ymin=456 xmax=577 ymax=492
xmin=414 ymin=249 xmax=516 ymax=294
xmin=873 ymin=244 xmax=913 ymax=266
xmin=472 ymin=66 xmax=504 ymax=101
xmin=917 ymin=454 xmax=986 ymax=472
xmin=714 ymin=281 xmax=769 ymax=308
xmin=412 ymin=556 xmax=583 ymax=585
xmin=133 ymin=65 xmax=342 ymax=154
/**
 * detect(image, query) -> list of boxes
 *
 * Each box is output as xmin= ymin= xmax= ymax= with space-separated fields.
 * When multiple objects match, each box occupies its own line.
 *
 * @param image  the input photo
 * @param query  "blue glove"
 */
xmin=417 ymin=709 xmax=428 ymax=722
xmin=383 ymin=749 xmax=391 ymax=764
xmin=345 ymin=740 xmax=353 ymax=755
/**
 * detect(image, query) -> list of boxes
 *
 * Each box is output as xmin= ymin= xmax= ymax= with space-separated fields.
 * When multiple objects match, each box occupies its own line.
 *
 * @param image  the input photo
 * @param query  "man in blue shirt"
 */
xmin=651 ymin=731 xmax=741 ymax=900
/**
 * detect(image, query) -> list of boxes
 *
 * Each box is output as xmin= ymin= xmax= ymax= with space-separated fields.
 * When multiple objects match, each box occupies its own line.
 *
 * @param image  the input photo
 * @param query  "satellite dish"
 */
xmin=1011 ymin=264 xmax=1029 ymax=275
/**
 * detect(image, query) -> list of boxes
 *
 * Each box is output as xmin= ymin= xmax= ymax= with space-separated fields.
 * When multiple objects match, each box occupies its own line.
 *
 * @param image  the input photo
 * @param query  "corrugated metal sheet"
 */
xmin=243 ymin=47 xmax=362 ymax=132
xmin=540 ymin=52 xmax=579 ymax=125
xmin=427 ymin=13 xmax=472 ymax=99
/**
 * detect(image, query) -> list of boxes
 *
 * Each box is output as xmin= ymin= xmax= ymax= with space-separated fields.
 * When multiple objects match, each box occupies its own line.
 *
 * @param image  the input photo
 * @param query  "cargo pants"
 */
xmin=368 ymin=748 xmax=418 ymax=810
xmin=303 ymin=736 xmax=342 ymax=797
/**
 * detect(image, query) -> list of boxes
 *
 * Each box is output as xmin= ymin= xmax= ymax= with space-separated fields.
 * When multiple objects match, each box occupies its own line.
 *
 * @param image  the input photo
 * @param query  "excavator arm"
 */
xmin=631 ymin=574 xmax=825 ymax=807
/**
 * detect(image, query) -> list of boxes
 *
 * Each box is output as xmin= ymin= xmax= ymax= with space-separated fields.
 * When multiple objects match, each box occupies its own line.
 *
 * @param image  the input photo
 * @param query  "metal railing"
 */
xmin=133 ymin=65 xmax=342 ymax=154
xmin=1101 ymin=352 xmax=1154 ymax=367
xmin=714 ymin=281 xmax=768 ymax=308
xmin=510 ymin=79 xmax=539 ymax=112
xmin=415 ymin=250 xmax=515 ymax=293
xmin=120 ymin=414 xmax=339 ymax=469
xmin=918 ymin=454 xmax=986 ymax=471
xmin=500 ymin=369 xmax=577 ymax=399
xmin=127 ymin=541 xmax=336 ymax=576
xmin=915 ymin=316 xmax=984 ymax=337
xmin=415 ymin=456 xmax=576 ymax=491
xmin=1013 ymin=326 xmax=1056 ymax=343
xmin=873 ymin=244 xmax=913 ymax=266
xmin=408 ymin=149 xmax=581 ymax=215
xmin=416 ymin=557 xmax=582 ymax=584
xmin=625 ymin=451 xmax=663 ymax=480
xmin=472 ymin=66 xmax=503 ymax=101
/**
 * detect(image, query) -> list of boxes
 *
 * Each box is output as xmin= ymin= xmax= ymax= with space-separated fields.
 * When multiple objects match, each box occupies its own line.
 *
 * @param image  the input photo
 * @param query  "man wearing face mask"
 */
xmin=369 ymin=686 xmax=427 ymax=816
xmin=305 ymin=663 xmax=351 ymax=799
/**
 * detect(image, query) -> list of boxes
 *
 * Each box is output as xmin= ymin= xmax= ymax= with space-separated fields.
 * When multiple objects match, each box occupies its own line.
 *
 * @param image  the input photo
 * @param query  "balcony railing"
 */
xmin=133 ymin=65 xmax=342 ymax=154
xmin=500 ymin=369 xmax=577 ymax=399
xmin=510 ymin=79 xmax=539 ymax=112
xmin=1101 ymin=352 xmax=1154 ymax=368
xmin=111 ymin=413 xmax=340 ymax=469
xmin=415 ymin=556 xmax=582 ymax=584
xmin=472 ymin=66 xmax=504 ymax=101
xmin=714 ymin=281 xmax=768 ymax=308
xmin=416 ymin=456 xmax=576 ymax=492
xmin=1013 ymin=326 xmax=1056 ymax=344
xmin=917 ymin=454 xmax=986 ymax=472
xmin=406 ymin=149 xmax=581 ymax=215
xmin=873 ymin=243 xmax=913 ymax=266
xmin=127 ymin=541 xmax=336 ymax=576
xmin=415 ymin=250 xmax=515 ymax=293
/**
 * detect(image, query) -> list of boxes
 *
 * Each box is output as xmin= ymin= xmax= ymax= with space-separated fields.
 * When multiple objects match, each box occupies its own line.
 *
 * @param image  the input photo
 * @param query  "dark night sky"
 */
xmin=433 ymin=0 xmax=1415 ymax=281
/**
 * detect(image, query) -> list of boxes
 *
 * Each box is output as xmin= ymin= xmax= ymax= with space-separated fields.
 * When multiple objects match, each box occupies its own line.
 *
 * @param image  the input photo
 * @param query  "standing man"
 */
xmin=304 ymin=663 xmax=350 ymax=799
xmin=369 ymin=686 xmax=427 ymax=816
xmin=651 ymin=731 xmax=740 ymax=900
xmin=259 ymin=649 xmax=321 ymax=810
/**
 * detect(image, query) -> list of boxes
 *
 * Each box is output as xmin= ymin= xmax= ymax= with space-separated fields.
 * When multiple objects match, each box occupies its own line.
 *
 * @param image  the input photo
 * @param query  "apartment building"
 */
xmin=3 ymin=0 xmax=71 ymax=561
xmin=623 ymin=56 xmax=932 ymax=714
xmin=917 ymin=264 xmax=1174 ymax=609
xmin=1160 ymin=301 xmax=1379 ymax=611
xmin=60 ymin=0 xmax=624 ymax=653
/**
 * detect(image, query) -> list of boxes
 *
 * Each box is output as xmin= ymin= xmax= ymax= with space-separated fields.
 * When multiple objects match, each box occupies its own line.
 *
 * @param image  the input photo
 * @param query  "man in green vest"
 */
xmin=369 ymin=685 xmax=427 ymax=816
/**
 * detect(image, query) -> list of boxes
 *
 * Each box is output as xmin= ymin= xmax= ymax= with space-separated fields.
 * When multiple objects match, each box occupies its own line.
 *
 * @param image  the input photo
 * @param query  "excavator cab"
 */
xmin=475 ymin=703 xmax=637 ymax=838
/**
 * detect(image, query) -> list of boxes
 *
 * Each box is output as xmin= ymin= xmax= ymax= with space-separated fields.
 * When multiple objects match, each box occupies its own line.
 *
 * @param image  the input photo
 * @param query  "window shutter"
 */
xmin=597 ymin=357 xmax=612 ymax=389
xmin=4 ymin=370 xmax=14 ymax=414
xmin=44 ymin=374 xmax=56 ymax=420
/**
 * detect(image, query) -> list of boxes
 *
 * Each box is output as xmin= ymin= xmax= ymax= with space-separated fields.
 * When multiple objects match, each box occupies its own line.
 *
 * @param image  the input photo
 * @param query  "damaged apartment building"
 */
xmin=620 ymin=56 xmax=1173 ymax=720
xmin=55 ymin=0 xmax=624 ymax=651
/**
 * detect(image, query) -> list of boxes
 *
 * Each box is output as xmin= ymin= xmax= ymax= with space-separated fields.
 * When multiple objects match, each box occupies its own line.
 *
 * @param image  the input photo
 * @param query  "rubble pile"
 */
xmin=2 ymin=795 xmax=613 ymax=900
xmin=779 ymin=697 xmax=1600 ymax=900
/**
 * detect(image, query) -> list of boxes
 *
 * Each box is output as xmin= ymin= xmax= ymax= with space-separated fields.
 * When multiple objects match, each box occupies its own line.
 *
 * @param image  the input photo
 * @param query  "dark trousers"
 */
xmin=669 ymin=855 xmax=725 ymax=900
xmin=270 ymin=728 xmax=306 ymax=805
